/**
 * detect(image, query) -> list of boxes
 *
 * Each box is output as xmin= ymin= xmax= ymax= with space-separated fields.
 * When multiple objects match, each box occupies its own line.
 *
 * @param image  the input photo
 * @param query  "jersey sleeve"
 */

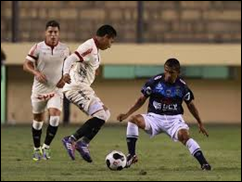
xmin=74 ymin=43 xmax=93 ymax=63
xmin=26 ymin=44 xmax=39 ymax=63
xmin=141 ymin=77 xmax=155 ymax=98
xmin=183 ymin=86 xmax=195 ymax=104
xmin=65 ymin=47 xmax=71 ymax=58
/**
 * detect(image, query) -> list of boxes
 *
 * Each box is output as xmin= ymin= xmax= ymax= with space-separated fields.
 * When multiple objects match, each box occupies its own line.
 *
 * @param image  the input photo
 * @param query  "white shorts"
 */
xmin=64 ymin=85 xmax=104 ymax=116
xmin=142 ymin=113 xmax=189 ymax=142
xmin=31 ymin=90 xmax=63 ymax=114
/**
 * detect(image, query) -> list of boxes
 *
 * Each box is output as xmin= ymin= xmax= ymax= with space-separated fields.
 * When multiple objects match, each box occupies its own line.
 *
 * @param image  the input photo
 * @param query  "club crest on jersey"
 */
xmin=166 ymin=89 xmax=171 ymax=96
xmin=155 ymin=83 xmax=163 ymax=91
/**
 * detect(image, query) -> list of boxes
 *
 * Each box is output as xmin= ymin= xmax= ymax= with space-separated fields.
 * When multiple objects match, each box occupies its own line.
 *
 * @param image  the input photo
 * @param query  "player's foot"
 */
xmin=75 ymin=141 xmax=92 ymax=163
xmin=125 ymin=154 xmax=138 ymax=168
xmin=201 ymin=163 xmax=212 ymax=171
xmin=32 ymin=148 xmax=42 ymax=161
xmin=62 ymin=136 xmax=76 ymax=160
xmin=42 ymin=147 xmax=51 ymax=160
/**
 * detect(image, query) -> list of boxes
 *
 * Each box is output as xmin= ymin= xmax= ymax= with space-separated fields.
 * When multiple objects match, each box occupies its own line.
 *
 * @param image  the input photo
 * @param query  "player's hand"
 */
xmin=198 ymin=124 xmax=209 ymax=137
xmin=117 ymin=113 xmax=129 ymax=122
xmin=56 ymin=78 xmax=66 ymax=88
xmin=35 ymin=71 xmax=47 ymax=83
xmin=63 ymin=73 xmax=71 ymax=84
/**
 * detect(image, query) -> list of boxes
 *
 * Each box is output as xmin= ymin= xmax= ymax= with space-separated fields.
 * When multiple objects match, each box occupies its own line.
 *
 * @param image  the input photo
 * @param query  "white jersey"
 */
xmin=63 ymin=38 xmax=100 ymax=91
xmin=26 ymin=41 xmax=70 ymax=95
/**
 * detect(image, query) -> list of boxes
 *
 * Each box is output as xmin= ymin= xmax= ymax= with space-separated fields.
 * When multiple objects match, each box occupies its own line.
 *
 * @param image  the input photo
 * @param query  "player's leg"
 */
xmin=62 ymin=89 xmax=109 ymax=162
xmin=43 ymin=94 xmax=63 ymax=159
xmin=177 ymin=129 xmax=211 ymax=170
xmin=80 ymin=105 xmax=110 ymax=143
xmin=125 ymin=114 xmax=146 ymax=167
xmin=31 ymin=100 xmax=46 ymax=161
xmin=73 ymin=103 xmax=110 ymax=163
xmin=42 ymin=108 xmax=61 ymax=160
xmin=32 ymin=113 xmax=44 ymax=161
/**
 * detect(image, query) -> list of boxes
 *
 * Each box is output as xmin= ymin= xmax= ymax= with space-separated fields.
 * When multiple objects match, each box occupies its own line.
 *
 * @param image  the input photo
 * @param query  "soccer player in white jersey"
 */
xmin=23 ymin=20 xmax=70 ymax=161
xmin=62 ymin=25 xmax=117 ymax=163
xmin=117 ymin=58 xmax=212 ymax=170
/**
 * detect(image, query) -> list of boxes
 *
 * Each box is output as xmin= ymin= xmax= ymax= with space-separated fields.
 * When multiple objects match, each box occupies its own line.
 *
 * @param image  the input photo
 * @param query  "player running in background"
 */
xmin=117 ymin=58 xmax=212 ymax=170
xmin=62 ymin=25 xmax=117 ymax=163
xmin=23 ymin=20 xmax=70 ymax=161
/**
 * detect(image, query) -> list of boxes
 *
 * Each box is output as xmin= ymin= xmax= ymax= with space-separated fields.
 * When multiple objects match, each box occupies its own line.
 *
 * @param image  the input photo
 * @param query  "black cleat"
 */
xmin=201 ymin=163 xmax=212 ymax=171
xmin=125 ymin=154 xmax=138 ymax=168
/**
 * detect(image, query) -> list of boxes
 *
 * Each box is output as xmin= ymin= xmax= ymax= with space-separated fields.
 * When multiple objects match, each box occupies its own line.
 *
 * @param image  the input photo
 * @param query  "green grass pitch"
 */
xmin=1 ymin=124 xmax=241 ymax=181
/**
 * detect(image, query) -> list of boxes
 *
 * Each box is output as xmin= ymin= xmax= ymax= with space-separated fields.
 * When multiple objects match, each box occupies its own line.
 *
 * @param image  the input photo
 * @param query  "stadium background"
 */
xmin=1 ymin=1 xmax=241 ymax=181
xmin=1 ymin=1 xmax=241 ymax=124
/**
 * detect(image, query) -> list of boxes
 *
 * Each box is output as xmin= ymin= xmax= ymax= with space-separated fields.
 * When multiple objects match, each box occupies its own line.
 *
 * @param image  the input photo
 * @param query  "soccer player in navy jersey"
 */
xmin=117 ymin=58 xmax=211 ymax=170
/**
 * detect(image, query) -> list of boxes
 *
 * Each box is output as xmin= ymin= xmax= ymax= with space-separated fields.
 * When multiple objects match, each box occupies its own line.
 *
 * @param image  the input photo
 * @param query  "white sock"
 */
xmin=34 ymin=147 xmax=42 ymax=151
xmin=126 ymin=122 xmax=139 ymax=138
xmin=49 ymin=116 xmax=60 ymax=127
xmin=32 ymin=120 xmax=43 ymax=130
xmin=42 ymin=144 xmax=50 ymax=149
xmin=186 ymin=138 xmax=201 ymax=155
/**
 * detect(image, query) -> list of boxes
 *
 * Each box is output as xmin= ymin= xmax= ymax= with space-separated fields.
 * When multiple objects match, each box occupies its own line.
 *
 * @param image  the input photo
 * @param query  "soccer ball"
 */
xmin=105 ymin=150 xmax=127 ymax=171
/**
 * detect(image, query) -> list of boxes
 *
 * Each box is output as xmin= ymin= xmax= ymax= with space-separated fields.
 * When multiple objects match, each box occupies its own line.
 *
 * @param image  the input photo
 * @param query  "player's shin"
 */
xmin=32 ymin=120 xmax=44 ymax=149
xmin=44 ymin=116 xmax=60 ymax=147
xmin=186 ymin=138 xmax=209 ymax=166
xmin=73 ymin=117 xmax=105 ymax=143
xmin=83 ymin=118 xmax=105 ymax=143
xmin=126 ymin=122 xmax=139 ymax=156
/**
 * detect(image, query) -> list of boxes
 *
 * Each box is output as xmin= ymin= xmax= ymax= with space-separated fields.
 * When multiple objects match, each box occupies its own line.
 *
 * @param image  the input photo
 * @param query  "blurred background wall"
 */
xmin=1 ymin=1 xmax=241 ymax=124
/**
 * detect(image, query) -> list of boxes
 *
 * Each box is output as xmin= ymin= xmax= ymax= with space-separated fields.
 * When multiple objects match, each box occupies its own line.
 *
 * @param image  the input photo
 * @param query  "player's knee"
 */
xmin=130 ymin=115 xmax=143 ymax=127
xmin=34 ymin=113 xmax=44 ymax=121
xmin=181 ymin=137 xmax=190 ymax=145
xmin=130 ymin=115 xmax=138 ymax=124
xmin=93 ymin=109 xmax=110 ymax=122
xmin=178 ymin=130 xmax=190 ymax=145
xmin=49 ymin=116 xmax=60 ymax=127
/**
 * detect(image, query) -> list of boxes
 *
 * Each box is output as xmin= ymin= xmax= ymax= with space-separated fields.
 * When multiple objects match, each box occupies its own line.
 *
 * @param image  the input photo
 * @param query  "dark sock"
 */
xmin=84 ymin=118 xmax=105 ymax=141
xmin=127 ymin=137 xmax=137 ymax=156
xmin=73 ymin=117 xmax=105 ymax=141
xmin=193 ymin=150 xmax=208 ymax=166
xmin=81 ymin=136 xmax=90 ymax=144
xmin=44 ymin=124 xmax=58 ymax=146
xmin=32 ymin=127 xmax=42 ymax=148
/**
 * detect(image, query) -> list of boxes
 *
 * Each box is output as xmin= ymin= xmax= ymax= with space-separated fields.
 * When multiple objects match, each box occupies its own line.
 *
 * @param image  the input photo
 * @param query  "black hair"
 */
xmin=164 ymin=58 xmax=180 ymax=72
xmin=96 ymin=25 xmax=117 ymax=38
xmin=45 ymin=20 xmax=60 ymax=30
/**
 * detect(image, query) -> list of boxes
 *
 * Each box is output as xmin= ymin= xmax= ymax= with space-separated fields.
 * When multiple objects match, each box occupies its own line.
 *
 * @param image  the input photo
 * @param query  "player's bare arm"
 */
xmin=186 ymin=101 xmax=209 ymax=137
xmin=63 ymin=73 xmax=71 ymax=84
xmin=117 ymin=94 xmax=147 ymax=122
xmin=23 ymin=60 xmax=47 ymax=83
xmin=56 ymin=77 xmax=66 ymax=88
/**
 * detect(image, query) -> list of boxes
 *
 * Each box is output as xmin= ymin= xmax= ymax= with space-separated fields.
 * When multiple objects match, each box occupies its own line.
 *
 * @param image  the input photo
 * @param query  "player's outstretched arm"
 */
xmin=186 ymin=101 xmax=209 ymax=137
xmin=117 ymin=94 xmax=147 ymax=122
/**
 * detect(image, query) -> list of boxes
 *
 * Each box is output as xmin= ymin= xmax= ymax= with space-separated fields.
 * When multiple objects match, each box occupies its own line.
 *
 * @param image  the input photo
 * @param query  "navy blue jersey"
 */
xmin=141 ymin=74 xmax=194 ymax=115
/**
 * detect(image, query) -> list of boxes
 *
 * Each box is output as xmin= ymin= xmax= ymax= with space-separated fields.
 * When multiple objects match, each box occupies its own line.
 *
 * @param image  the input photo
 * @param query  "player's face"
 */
xmin=45 ymin=26 xmax=60 ymax=46
xmin=99 ymin=35 xmax=115 ymax=50
xmin=164 ymin=65 xmax=179 ymax=83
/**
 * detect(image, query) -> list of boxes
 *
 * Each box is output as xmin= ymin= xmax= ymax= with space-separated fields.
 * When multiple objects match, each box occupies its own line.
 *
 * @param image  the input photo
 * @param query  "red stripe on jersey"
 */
xmin=75 ymin=51 xmax=84 ymax=62
xmin=30 ymin=44 xmax=38 ymax=56
xmin=27 ymin=54 xmax=38 ymax=61
xmin=81 ymin=48 xmax=92 ymax=57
